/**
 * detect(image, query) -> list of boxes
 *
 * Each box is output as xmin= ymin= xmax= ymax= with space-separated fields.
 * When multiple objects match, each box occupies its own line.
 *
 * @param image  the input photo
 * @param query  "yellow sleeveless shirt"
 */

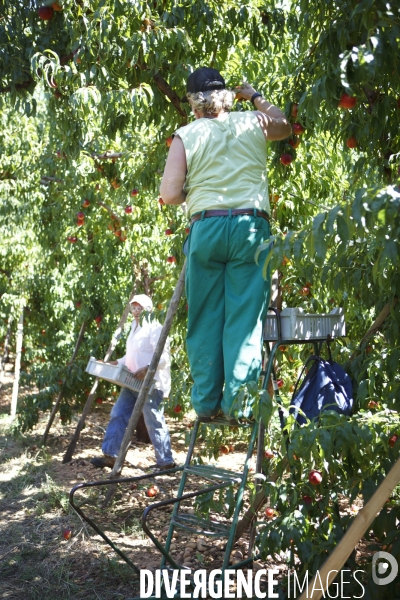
xmin=174 ymin=111 xmax=270 ymax=218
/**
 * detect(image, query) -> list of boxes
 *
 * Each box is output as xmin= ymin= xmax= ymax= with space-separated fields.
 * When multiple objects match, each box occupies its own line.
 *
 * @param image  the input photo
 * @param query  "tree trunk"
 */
xmin=10 ymin=308 xmax=24 ymax=420
xmin=103 ymin=261 xmax=186 ymax=506
xmin=135 ymin=413 xmax=151 ymax=444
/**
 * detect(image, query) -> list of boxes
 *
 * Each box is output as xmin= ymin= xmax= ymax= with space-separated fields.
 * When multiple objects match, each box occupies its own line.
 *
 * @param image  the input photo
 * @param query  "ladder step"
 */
xmin=184 ymin=464 xmax=243 ymax=483
xmin=172 ymin=513 xmax=232 ymax=537
xmin=199 ymin=416 xmax=253 ymax=427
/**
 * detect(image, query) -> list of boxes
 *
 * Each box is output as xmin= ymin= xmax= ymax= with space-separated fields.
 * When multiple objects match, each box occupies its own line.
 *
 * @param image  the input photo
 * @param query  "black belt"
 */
xmin=190 ymin=208 xmax=270 ymax=225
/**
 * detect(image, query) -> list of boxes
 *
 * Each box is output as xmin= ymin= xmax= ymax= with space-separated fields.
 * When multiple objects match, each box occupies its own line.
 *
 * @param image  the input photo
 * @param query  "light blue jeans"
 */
xmin=102 ymin=387 xmax=174 ymax=467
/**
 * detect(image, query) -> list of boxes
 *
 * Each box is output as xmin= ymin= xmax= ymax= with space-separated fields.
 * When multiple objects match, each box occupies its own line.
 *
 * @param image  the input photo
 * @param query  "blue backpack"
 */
xmin=289 ymin=355 xmax=353 ymax=425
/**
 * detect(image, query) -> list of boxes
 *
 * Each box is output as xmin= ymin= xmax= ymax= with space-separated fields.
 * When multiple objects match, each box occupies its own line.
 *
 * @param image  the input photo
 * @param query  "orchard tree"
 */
xmin=1 ymin=0 xmax=400 ymax=595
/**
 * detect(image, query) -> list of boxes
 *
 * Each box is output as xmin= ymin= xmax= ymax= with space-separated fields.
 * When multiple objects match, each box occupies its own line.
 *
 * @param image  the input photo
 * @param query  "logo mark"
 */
xmin=372 ymin=551 xmax=398 ymax=586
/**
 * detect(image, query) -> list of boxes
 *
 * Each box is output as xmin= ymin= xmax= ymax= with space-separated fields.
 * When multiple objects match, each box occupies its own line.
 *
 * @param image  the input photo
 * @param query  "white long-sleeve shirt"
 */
xmin=116 ymin=318 xmax=171 ymax=397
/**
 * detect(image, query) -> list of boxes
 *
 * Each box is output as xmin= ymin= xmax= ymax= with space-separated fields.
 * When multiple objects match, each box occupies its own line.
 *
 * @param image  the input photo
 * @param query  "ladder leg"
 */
xmin=221 ymin=421 xmax=258 ymax=570
xmin=160 ymin=418 xmax=201 ymax=568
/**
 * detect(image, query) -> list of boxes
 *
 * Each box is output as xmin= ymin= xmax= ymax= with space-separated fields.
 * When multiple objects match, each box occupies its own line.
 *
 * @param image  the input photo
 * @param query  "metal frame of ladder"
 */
xmin=69 ymin=307 xmax=336 ymax=598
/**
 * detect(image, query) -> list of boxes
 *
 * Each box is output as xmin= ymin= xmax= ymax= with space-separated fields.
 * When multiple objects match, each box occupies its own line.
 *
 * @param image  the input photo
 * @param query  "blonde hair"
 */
xmin=187 ymin=89 xmax=235 ymax=115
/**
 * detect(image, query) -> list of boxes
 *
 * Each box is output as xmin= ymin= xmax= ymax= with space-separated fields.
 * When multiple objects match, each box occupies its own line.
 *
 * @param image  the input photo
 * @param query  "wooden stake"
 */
xmin=43 ymin=320 xmax=87 ymax=444
xmin=298 ymin=456 xmax=400 ymax=600
xmin=10 ymin=307 xmax=24 ymax=420
xmin=62 ymin=286 xmax=137 ymax=462
xmin=103 ymin=261 xmax=186 ymax=506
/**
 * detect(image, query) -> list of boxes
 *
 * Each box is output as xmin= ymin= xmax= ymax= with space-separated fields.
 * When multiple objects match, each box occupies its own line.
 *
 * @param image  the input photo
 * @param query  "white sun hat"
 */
xmin=129 ymin=294 xmax=153 ymax=311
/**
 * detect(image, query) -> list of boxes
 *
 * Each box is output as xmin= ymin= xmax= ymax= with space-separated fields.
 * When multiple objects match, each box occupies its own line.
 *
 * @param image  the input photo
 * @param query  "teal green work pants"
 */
xmin=185 ymin=213 xmax=271 ymax=418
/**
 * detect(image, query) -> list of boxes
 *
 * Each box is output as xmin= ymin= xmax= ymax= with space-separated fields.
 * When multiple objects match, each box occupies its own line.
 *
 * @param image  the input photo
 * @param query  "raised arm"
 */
xmin=159 ymin=136 xmax=187 ymax=205
xmin=234 ymin=82 xmax=292 ymax=141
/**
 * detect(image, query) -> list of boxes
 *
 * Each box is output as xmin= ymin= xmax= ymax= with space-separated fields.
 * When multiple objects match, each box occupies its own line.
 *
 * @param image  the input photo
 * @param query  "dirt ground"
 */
xmin=0 ymin=370 xmax=382 ymax=600
xmin=1 ymin=371 xmax=283 ymax=600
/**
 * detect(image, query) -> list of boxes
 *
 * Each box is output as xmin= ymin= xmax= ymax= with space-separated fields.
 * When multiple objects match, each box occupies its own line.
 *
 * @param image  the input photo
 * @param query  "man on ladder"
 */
xmin=160 ymin=68 xmax=291 ymax=421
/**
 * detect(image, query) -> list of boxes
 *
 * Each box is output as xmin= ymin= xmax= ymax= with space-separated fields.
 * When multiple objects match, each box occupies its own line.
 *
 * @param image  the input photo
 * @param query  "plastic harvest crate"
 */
xmin=86 ymin=357 xmax=155 ymax=394
xmin=263 ymin=307 xmax=345 ymax=341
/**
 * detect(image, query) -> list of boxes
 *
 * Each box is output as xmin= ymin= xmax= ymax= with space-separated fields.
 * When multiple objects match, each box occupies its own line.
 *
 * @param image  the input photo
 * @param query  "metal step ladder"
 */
xmin=141 ymin=416 xmax=260 ymax=577
xmin=69 ymin=307 xmax=340 ymax=598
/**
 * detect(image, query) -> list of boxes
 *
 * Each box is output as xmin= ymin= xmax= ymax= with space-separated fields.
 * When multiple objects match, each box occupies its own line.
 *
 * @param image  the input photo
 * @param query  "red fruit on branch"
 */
xmin=288 ymin=137 xmax=300 ymax=149
xmin=346 ymin=137 xmax=358 ymax=149
xmin=276 ymin=379 xmax=284 ymax=389
xmin=75 ymin=302 xmax=81 ymax=308
xmin=265 ymin=507 xmax=275 ymax=519
xmin=51 ymin=2 xmax=63 ymax=11
xmin=292 ymin=123 xmax=305 ymax=135
xmin=173 ymin=404 xmax=182 ymax=413
xmin=167 ymin=256 xmax=176 ymax=263
xmin=94 ymin=315 xmax=102 ymax=324
xmin=303 ymin=495 xmax=313 ymax=505
xmin=38 ymin=6 xmax=54 ymax=20
xmin=63 ymin=528 xmax=72 ymax=540
xmin=82 ymin=199 xmax=90 ymax=208
xmin=158 ymin=197 xmax=165 ymax=205
xmin=279 ymin=345 xmax=288 ymax=352
xmin=130 ymin=189 xmax=138 ymax=197
xmin=265 ymin=449 xmax=274 ymax=459
xmin=68 ymin=236 xmax=78 ymax=243
xmin=291 ymin=103 xmax=299 ymax=117
xmin=308 ymin=470 xmax=323 ymax=485
xmin=338 ymin=94 xmax=357 ymax=109
xmin=280 ymin=153 xmax=293 ymax=166
xmin=95 ymin=397 xmax=103 ymax=404
xmin=299 ymin=286 xmax=311 ymax=296
xmin=367 ymin=400 xmax=378 ymax=409
xmin=165 ymin=228 xmax=173 ymax=235
xmin=220 ymin=445 xmax=230 ymax=455
xmin=389 ymin=434 xmax=398 ymax=448
xmin=125 ymin=206 xmax=133 ymax=214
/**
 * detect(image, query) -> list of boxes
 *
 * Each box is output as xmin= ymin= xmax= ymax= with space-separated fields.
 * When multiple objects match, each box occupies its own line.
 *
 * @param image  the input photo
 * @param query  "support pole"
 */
xmin=0 ymin=312 xmax=13 ymax=389
xmin=103 ymin=261 xmax=186 ymax=507
xmin=10 ymin=307 xmax=24 ymax=420
xmin=62 ymin=285 xmax=137 ymax=462
xmin=43 ymin=320 xmax=87 ymax=444
xmin=298 ymin=456 xmax=400 ymax=600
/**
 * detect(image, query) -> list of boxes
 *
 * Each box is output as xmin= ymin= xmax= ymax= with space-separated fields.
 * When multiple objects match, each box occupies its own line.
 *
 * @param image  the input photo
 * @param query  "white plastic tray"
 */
xmin=263 ymin=307 xmax=345 ymax=341
xmin=86 ymin=357 xmax=155 ymax=394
